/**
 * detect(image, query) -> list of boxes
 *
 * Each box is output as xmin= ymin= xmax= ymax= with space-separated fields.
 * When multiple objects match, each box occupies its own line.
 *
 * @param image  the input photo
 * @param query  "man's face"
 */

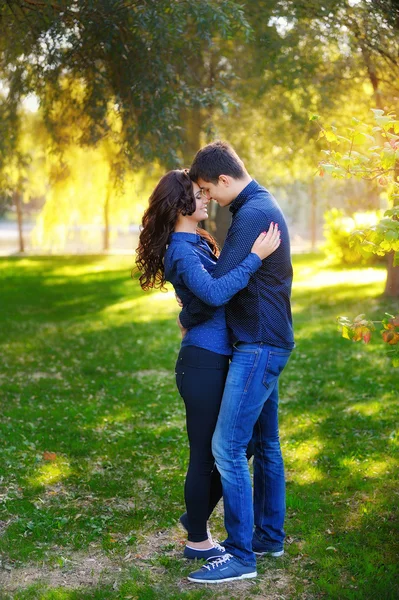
xmin=197 ymin=177 xmax=235 ymax=207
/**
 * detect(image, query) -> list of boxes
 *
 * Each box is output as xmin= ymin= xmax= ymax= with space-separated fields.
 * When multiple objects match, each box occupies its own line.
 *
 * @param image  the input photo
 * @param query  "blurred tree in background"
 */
xmin=0 ymin=0 xmax=398 ymax=296
xmin=0 ymin=0 xmax=248 ymax=163
xmin=0 ymin=0 xmax=249 ymax=248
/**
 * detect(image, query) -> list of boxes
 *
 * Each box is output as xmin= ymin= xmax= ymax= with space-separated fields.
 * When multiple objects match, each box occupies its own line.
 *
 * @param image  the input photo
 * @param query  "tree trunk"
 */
xmin=182 ymin=107 xmax=231 ymax=244
xmin=358 ymin=34 xmax=383 ymax=109
xmin=182 ymin=108 xmax=203 ymax=167
xmin=384 ymin=160 xmax=399 ymax=297
xmin=384 ymin=252 xmax=399 ymax=297
xmin=13 ymin=189 xmax=24 ymax=253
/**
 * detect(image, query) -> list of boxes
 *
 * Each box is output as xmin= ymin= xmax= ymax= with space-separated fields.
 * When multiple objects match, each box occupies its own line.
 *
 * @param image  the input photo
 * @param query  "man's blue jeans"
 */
xmin=212 ymin=342 xmax=291 ymax=566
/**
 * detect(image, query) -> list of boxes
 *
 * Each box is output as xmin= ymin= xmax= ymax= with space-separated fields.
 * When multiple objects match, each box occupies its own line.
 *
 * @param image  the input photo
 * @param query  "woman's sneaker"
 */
xmin=184 ymin=541 xmax=226 ymax=561
xmin=188 ymin=553 xmax=257 ymax=584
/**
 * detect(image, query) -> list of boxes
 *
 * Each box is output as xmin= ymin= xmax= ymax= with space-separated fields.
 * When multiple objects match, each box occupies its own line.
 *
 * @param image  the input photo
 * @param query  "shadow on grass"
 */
xmin=1 ymin=256 xmax=398 ymax=599
xmin=0 ymin=256 xmax=144 ymax=328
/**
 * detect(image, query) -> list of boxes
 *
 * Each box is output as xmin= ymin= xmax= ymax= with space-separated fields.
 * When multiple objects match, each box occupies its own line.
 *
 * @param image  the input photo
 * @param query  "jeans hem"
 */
xmin=253 ymin=532 xmax=284 ymax=552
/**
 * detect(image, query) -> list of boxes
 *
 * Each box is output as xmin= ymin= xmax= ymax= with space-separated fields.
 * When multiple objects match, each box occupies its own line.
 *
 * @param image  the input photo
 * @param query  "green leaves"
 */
xmin=381 ymin=147 xmax=397 ymax=171
xmin=0 ymin=0 xmax=250 ymax=166
xmin=318 ymin=109 xmax=399 ymax=185
xmin=349 ymin=211 xmax=399 ymax=257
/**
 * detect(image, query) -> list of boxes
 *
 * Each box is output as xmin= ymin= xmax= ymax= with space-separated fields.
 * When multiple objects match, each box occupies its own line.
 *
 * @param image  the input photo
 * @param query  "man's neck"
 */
xmin=232 ymin=173 xmax=252 ymax=199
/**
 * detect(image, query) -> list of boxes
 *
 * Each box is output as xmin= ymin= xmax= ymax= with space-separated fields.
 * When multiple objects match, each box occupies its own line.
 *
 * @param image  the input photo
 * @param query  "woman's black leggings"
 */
xmin=175 ymin=345 xmax=230 ymax=543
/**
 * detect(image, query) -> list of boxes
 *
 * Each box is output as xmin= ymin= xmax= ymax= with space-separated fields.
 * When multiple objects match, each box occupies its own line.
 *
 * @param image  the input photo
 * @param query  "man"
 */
xmin=178 ymin=141 xmax=294 ymax=584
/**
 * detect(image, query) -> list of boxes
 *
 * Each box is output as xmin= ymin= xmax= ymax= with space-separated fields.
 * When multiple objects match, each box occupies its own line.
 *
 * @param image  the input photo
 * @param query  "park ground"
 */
xmin=0 ymin=254 xmax=398 ymax=600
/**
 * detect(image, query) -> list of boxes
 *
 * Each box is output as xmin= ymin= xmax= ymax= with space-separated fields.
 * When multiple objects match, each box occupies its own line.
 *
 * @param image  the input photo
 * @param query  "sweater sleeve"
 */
xmin=179 ymin=208 xmax=271 ymax=328
xmin=176 ymin=249 xmax=261 ymax=307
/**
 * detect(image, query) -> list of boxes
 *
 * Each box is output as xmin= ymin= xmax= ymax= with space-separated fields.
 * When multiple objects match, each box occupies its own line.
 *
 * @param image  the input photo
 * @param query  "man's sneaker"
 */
xmin=187 ymin=553 xmax=257 ymax=584
xmin=252 ymin=536 xmax=284 ymax=557
xmin=184 ymin=541 xmax=226 ymax=561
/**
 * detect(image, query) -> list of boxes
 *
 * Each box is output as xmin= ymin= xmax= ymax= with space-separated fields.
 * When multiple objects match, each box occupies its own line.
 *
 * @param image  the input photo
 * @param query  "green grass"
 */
xmin=0 ymin=254 xmax=398 ymax=600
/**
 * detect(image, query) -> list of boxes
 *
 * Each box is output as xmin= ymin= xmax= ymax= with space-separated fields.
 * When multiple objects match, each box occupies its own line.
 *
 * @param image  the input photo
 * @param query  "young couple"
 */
xmin=136 ymin=142 xmax=294 ymax=584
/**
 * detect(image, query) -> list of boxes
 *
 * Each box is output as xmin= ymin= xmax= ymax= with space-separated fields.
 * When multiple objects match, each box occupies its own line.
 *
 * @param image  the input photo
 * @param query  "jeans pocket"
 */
xmin=262 ymin=351 xmax=291 ymax=389
xmin=231 ymin=344 xmax=261 ymax=393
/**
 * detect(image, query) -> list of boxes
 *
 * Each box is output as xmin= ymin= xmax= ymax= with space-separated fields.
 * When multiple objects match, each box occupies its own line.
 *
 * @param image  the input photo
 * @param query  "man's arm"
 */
xmin=179 ymin=208 xmax=270 ymax=329
xmin=213 ymin=208 xmax=270 ymax=277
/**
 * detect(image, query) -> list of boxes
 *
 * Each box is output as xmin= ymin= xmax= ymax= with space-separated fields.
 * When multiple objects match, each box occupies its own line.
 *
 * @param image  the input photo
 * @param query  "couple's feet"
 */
xmin=180 ymin=513 xmax=284 ymax=583
xmin=188 ymin=543 xmax=284 ymax=584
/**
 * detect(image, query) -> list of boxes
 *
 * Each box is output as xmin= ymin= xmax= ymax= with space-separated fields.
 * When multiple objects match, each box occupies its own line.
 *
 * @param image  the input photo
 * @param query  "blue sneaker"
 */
xmin=187 ymin=554 xmax=257 ymax=584
xmin=252 ymin=535 xmax=284 ymax=557
xmin=184 ymin=541 xmax=226 ymax=561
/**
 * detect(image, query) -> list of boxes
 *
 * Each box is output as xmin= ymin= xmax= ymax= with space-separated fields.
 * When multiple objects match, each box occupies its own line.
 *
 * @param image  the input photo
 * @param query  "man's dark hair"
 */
xmin=189 ymin=141 xmax=245 ymax=183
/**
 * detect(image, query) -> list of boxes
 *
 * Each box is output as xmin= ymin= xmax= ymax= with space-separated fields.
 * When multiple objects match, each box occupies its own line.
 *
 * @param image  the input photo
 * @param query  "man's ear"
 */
xmin=218 ymin=174 xmax=230 ymax=186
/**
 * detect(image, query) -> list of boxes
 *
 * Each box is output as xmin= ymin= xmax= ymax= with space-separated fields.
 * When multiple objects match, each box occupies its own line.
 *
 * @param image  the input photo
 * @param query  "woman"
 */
xmin=136 ymin=169 xmax=280 ymax=560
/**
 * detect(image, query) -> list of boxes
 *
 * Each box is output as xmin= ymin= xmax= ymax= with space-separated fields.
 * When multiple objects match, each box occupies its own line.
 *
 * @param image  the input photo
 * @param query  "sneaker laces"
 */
xmin=212 ymin=541 xmax=225 ymax=552
xmin=203 ymin=553 xmax=232 ymax=571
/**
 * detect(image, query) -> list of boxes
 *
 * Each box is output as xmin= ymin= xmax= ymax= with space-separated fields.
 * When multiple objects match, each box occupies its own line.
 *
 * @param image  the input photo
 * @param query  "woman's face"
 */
xmin=190 ymin=182 xmax=210 ymax=221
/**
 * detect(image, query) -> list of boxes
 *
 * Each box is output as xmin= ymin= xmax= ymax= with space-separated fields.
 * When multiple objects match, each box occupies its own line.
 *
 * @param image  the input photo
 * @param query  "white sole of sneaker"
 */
xmin=187 ymin=572 xmax=257 ymax=584
xmin=254 ymin=550 xmax=284 ymax=557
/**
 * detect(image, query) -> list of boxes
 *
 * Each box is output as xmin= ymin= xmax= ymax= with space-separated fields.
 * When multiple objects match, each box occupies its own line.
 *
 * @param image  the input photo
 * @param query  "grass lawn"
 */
xmin=0 ymin=254 xmax=398 ymax=600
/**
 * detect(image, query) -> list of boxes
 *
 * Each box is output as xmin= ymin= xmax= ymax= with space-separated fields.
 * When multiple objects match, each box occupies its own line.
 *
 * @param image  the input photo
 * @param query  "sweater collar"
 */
xmin=229 ymin=179 xmax=259 ymax=215
xmin=169 ymin=232 xmax=200 ymax=244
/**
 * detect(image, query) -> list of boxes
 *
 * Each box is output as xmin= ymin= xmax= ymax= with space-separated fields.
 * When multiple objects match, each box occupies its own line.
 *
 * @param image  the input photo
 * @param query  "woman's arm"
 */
xmin=176 ymin=224 xmax=280 ymax=307
xmin=177 ymin=250 xmax=261 ymax=307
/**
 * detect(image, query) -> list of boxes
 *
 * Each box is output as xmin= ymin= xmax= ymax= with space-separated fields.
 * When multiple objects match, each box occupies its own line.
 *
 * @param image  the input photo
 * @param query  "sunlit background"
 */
xmin=0 ymin=0 xmax=397 ymax=264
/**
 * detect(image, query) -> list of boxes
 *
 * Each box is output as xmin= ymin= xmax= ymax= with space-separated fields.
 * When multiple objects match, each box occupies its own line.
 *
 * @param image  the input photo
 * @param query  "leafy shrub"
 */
xmin=323 ymin=208 xmax=385 ymax=265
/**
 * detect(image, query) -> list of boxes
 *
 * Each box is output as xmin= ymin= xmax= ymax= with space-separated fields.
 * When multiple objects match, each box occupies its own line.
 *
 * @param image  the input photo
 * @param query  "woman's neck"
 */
xmin=174 ymin=222 xmax=198 ymax=234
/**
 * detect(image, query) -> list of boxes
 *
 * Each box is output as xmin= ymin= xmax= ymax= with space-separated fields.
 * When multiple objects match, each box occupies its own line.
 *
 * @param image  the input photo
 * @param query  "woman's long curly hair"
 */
xmin=136 ymin=169 xmax=219 ymax=291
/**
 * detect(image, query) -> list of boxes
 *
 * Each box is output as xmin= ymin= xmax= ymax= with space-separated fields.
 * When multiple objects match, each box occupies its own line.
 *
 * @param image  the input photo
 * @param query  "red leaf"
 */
xmin=362 ymin=331 xmax=371 ymax=344
xmin=43 ymin=451 xmax=57 ymax=461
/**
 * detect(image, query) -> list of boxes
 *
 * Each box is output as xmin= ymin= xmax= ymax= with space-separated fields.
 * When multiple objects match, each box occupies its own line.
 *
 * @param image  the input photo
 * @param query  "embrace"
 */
xmin=136 ymin=141 xmax=294 ymax=584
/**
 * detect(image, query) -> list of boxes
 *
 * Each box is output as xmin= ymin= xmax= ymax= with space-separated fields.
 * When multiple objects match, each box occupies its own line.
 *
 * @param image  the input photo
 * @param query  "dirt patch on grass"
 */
xmin=133 ymin=521 xmax=298 ymax=600
xmin=0 ymin=551 xmax=119 ymax=593
xmin=134 ymin=521 xmax=186 ymax=560
xmin=0 ymin=520 xmax=300 ymax=599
